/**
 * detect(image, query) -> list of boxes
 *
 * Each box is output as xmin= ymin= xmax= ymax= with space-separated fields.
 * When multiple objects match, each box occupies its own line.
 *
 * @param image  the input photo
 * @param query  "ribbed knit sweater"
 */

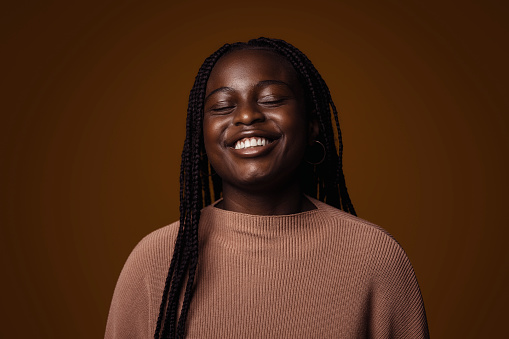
xmin=105 ymin=197 xmax=429 ymax=338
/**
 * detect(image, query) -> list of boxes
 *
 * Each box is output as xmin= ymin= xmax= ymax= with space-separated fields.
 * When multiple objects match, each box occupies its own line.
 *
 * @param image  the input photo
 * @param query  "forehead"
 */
xmin=206 ymin=49 xmax=300 ymax=93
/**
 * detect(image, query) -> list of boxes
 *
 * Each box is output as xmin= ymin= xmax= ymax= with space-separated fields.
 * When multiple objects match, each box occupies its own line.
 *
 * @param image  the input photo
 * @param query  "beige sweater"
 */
xmin=105 ymin=198 xmax=429 ymax=338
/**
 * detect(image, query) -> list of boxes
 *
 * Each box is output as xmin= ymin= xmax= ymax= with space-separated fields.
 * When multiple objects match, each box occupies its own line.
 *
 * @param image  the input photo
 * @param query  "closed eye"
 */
xmin=258 ymin=98 xmax=287 ymax=106
xmin=209 ymin=105 xmax=235 ymax=114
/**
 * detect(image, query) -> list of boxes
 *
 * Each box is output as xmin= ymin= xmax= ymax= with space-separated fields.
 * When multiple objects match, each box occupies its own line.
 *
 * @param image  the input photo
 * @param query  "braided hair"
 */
xmin=155 ymin=37 xmax=356 ymax=338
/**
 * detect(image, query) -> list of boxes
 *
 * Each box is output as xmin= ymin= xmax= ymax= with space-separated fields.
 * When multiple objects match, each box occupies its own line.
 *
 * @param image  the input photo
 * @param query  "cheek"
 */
xmin=286 ymin=119 xmax=310 ymax=164
xmin=283 ymin=111 xmax=309 ymax=146
xmin=202 ymin=117 xmax=226 ymax=164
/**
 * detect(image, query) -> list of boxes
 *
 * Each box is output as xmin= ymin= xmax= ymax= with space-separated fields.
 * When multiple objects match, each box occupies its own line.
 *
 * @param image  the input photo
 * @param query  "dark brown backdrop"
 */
xmin=2 ymin=1 xmax=508 ymax=338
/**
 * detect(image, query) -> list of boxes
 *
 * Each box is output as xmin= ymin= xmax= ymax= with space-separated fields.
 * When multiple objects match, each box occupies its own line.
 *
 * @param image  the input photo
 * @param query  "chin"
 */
xmin=234 ymin=172 xmax=296 ymax=192
xmin=236 ymin=175 xmax=272 ymax=188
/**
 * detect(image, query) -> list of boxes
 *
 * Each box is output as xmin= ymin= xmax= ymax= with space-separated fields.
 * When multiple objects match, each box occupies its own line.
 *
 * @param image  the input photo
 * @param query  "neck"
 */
xmin=218 ymin=181 xmax=315 ymax=215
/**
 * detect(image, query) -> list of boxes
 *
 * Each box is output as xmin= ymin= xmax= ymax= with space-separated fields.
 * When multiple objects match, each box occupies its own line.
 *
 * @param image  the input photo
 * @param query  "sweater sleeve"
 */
xmin=104 ymin=239 xmax=153 ymax=339
xmin=104 ymin=224 xmax=177 ymax=338
xmin=369 ymin=234 xmax=430 ymax=339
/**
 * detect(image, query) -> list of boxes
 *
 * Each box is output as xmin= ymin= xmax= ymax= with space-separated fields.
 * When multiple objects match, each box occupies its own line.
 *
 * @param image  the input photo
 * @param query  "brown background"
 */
xmin=2 ymin=1 xmax=508 ymax=338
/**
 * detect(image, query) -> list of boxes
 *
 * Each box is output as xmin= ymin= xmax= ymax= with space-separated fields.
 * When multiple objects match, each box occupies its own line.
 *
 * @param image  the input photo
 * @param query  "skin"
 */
xmin=203 ymin=49 xmax=319 ymax=215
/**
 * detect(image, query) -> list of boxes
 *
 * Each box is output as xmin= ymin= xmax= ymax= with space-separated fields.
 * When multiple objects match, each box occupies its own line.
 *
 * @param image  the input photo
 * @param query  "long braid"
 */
xmin=155 ymin=37 xmax=357 ymax=338
xmin=305 ymin=61 xmax=356 ymax=214
xmin=174 ymin=59 xmax=209 ymax=337
xmin=161 ymin=66 xmax=202 ymax=337
xmin=155 ymin=44 xmax=232 ymax=338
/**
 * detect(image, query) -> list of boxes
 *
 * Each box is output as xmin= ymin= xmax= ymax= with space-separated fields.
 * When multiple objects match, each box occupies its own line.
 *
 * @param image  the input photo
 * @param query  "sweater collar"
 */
xmin=199 ymin=196 xmax=328 ymax=238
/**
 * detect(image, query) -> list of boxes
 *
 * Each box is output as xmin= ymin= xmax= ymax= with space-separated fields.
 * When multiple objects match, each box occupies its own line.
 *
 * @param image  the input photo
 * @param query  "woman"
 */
xmin=105 ymin=37 xmax=429 ymax=338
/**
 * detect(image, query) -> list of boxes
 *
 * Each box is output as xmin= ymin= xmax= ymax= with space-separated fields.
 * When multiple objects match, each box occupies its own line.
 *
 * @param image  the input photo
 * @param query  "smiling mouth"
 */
xmin=234 ymin=137 xmax=273 ymax=150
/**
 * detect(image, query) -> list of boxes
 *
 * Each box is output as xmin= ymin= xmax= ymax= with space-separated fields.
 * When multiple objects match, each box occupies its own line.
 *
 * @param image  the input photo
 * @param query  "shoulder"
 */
xmin=134 ymin=221 xmax=180 ymax=253
xmin=105 ymin=221 xmax=180 ymax=338
xmin=122 ymin=221 xmax=180 ymax=275
xmin=310 ymin=198 xmax=417 ymax=276
xmin=311 ymin=197 xmax=402 ymax=250
xmin=310 ymin=199 xmax=429 ymax=337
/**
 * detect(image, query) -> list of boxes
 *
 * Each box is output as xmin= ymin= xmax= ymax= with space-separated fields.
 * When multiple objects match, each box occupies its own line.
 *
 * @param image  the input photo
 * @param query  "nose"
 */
xmin=233 ymin=102 xmax=265 ymax=126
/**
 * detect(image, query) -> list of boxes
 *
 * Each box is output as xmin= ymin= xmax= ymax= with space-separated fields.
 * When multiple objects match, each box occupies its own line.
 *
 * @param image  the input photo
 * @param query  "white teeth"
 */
xmin=234 ymin=137 xmax=270 ymax=150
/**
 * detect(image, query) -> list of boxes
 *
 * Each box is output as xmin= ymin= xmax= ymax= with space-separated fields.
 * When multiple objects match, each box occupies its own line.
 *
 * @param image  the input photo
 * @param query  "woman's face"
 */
xmin=203 ymin=49 xmax=316 ymax=193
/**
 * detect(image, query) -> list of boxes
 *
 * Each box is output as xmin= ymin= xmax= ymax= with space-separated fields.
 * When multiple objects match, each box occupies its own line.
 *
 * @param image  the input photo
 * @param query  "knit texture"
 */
xmin=105 ymin=197 xmax=429 ymax=338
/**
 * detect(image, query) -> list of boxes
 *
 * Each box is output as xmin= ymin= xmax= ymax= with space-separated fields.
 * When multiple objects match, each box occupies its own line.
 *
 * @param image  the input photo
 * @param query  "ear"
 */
xmin=307 ymin=110 xmax=320 ymax=144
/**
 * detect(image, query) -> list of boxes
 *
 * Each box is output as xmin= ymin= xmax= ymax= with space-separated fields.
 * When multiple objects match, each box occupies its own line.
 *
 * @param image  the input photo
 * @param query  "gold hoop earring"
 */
xmin=305 ymin=140 xmax=326 ymax=165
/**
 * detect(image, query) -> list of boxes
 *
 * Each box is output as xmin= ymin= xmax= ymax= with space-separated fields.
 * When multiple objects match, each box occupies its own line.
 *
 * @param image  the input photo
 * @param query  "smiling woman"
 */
xmin=105 ymin=38 xmax=429 ymax=339
xmin=204 ymin=49 xmax=313 ymax=211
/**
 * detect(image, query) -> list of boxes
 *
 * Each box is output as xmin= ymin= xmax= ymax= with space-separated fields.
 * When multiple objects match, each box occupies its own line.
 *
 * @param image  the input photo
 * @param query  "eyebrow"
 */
xmin=204 ymin=87 xmax=235 ymax=102
xmin=255 ymin=80 xmax=291 ymax=89
xmin=204 ymin=80 xmax=292 ymax=102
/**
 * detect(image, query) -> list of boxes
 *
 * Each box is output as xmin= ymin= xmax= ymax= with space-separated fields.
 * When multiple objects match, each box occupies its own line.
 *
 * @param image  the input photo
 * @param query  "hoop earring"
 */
xmin=305 ymin=140 xmax=326 ymax=165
